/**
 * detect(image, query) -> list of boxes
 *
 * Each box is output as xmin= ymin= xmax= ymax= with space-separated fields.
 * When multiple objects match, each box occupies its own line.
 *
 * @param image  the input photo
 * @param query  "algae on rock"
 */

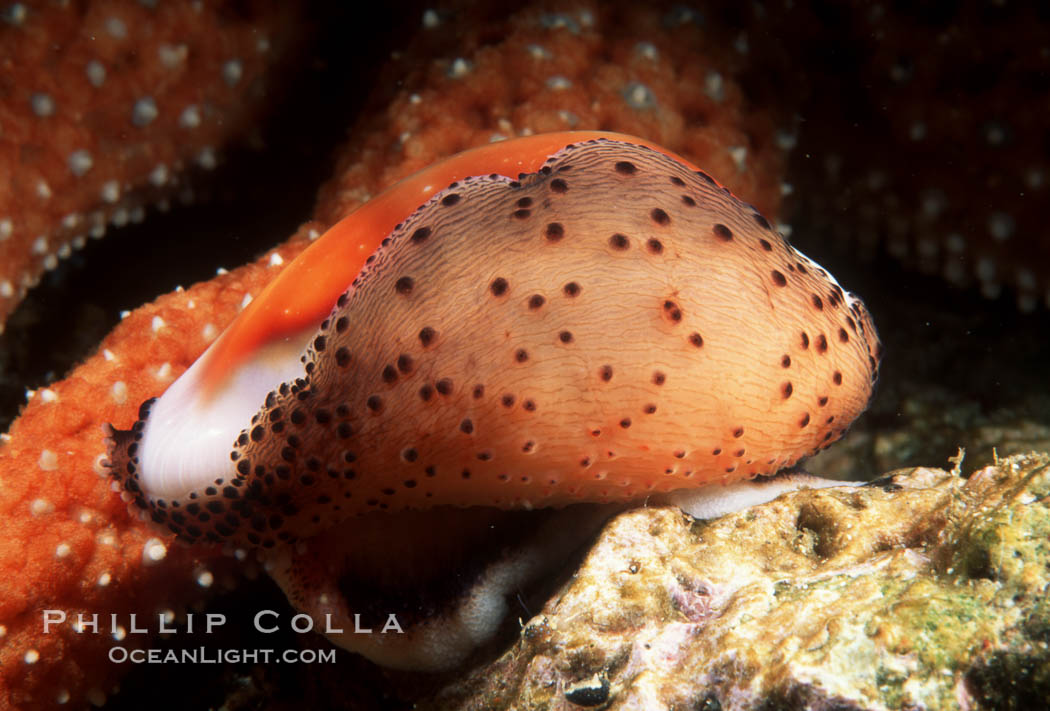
xmin=428 ymin=453 xmax=1050 ymax=710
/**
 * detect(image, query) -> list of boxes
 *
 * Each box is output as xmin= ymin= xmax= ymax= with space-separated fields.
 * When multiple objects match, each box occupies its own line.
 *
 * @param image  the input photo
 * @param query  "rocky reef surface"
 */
xmin=426 ymin=454 xmax=1050 ymax=710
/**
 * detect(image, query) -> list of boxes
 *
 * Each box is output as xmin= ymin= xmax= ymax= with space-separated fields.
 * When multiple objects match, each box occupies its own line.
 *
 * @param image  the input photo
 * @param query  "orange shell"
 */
xmin=107 ymin=134 xmax=881 ymax=548
xmin=198 ymin=131 xmax=698 ymax=396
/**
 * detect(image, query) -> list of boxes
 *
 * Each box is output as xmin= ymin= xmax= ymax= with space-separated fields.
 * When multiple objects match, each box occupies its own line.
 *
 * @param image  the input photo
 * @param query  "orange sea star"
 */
xmin=0 ymin=0 xmax=307 ymax=329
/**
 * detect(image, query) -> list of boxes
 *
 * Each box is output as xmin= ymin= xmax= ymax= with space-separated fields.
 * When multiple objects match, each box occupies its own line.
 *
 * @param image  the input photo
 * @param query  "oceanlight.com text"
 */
xmin=108 ymin=646 xmax=338 ymax=664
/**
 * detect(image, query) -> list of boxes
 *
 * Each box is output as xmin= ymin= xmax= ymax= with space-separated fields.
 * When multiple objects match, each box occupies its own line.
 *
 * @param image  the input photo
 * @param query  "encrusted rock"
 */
xmin=427 ymin=453 xmax=1050 ymax=710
